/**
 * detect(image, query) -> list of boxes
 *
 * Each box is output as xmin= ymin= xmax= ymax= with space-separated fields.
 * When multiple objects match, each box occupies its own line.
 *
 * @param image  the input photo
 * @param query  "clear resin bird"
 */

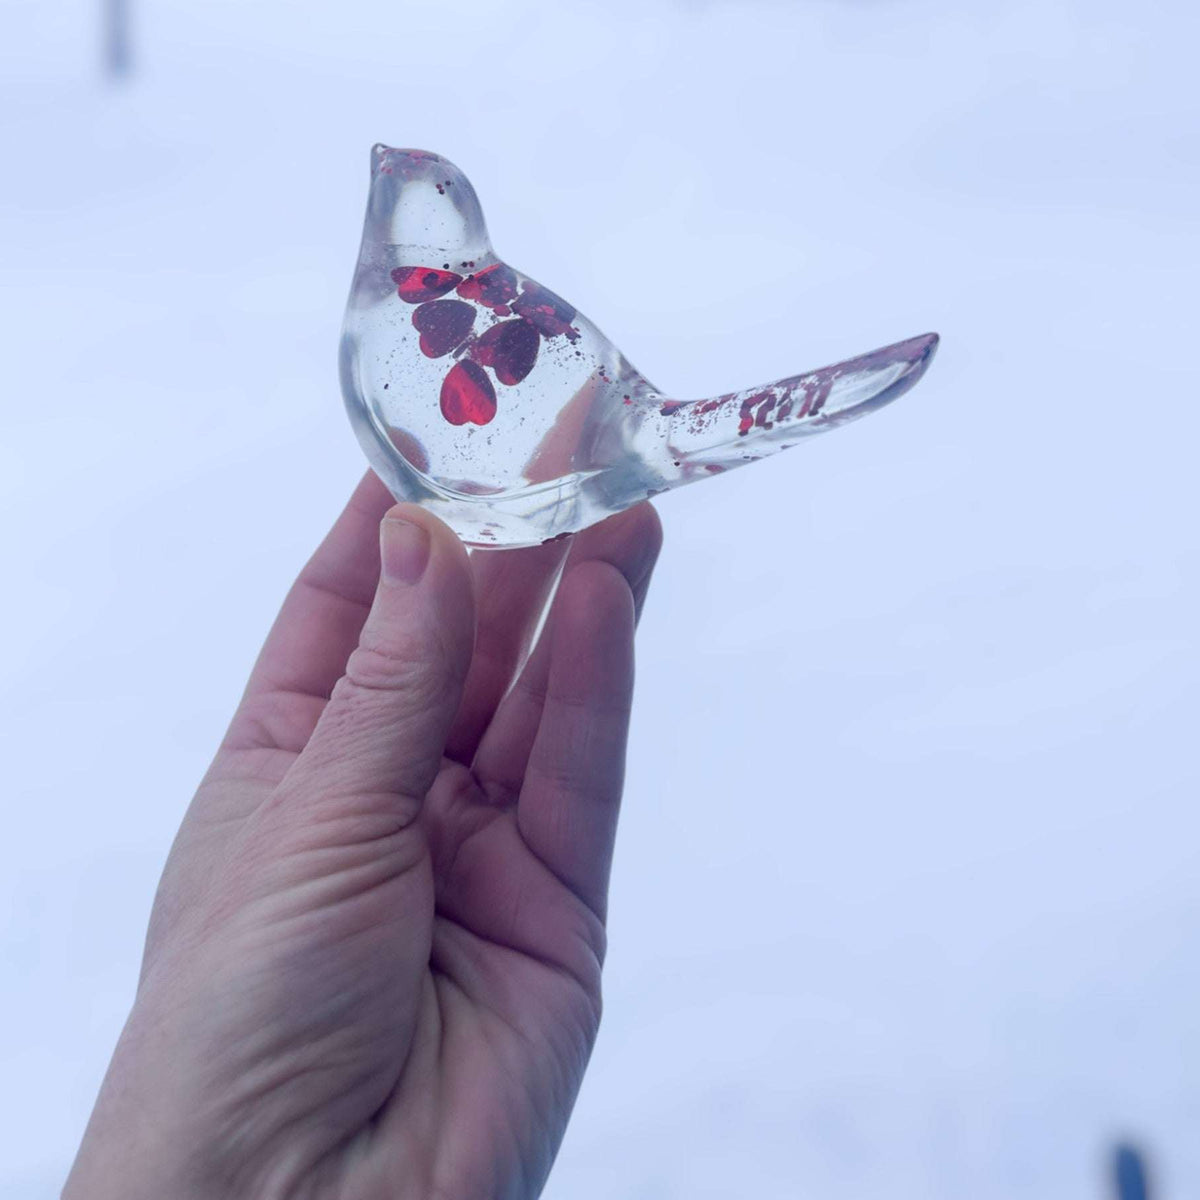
xmin=340 ymin=145 xmax=938 ymax=548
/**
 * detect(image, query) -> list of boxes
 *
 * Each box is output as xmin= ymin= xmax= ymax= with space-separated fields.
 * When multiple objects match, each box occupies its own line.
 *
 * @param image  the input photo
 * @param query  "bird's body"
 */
xmin=341 ymin=146 xmax=938 ymax=547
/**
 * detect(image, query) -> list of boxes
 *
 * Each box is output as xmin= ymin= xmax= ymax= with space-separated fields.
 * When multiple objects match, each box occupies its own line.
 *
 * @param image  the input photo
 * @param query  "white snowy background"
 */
xmin=2 ymin=0 xmax=1198 ymax=1195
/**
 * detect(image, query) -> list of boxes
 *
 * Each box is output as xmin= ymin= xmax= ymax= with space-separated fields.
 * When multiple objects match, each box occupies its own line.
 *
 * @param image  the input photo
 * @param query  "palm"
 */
xmin=362 ymin=758 xmax=607 ymax=1196
xmin=130 ymin=474 xmax=661 ymax=1200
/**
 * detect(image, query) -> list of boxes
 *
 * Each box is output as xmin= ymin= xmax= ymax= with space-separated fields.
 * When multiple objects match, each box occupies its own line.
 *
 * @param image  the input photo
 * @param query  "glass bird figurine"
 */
xmin=340 ymin=145 xmax=939 ymax=548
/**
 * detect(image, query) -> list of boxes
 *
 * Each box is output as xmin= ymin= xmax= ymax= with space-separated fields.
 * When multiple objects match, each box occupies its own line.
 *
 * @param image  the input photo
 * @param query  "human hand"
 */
xmin=65 ymin=473 xmax=662 ymax=1200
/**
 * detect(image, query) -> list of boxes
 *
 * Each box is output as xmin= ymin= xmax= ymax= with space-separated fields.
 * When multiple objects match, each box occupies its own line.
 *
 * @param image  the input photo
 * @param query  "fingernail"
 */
xmin=381 ymin=517 xmax=431 ymax=584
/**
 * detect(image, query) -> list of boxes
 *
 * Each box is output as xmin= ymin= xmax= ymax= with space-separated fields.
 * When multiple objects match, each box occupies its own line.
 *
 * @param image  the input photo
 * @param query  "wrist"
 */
xmin=64 ymin=1000 xmax=215 ymax=1200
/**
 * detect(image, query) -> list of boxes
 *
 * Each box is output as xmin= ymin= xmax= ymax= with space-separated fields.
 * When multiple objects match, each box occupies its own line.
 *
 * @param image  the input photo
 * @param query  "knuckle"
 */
xmin=533 ymin=746 xmax=618 ymax=805
xmin=342 ymin=628 xmax=452 ymax=698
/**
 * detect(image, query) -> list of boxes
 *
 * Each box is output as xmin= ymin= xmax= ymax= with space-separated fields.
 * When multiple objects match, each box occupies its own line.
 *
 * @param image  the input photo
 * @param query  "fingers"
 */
xmin=277 ymin=505 xmax=475 ymax=819
xmin=515 ymin=561 xmax=636 ymax=923
xmin=562 ymin=500 xmax=663 ymax=627
xmin=447 ymin=502 xmax=662 ymax=765
xmin=444 ymin=538 xmax=572 ymax=764
xmin=472 ymin=502 xmax=662 ymax=799
xmin=223 ymin=472 xmax=394 ymax=754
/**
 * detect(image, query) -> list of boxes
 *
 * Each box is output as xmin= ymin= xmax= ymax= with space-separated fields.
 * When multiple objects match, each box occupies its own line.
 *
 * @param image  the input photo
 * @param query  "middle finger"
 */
xmin=444 ymin=537 xmax=573 ymax=763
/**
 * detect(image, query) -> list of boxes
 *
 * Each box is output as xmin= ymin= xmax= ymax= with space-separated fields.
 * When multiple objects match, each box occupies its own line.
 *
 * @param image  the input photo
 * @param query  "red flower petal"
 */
xmin=412 ymin=299 xmax=475 ymax=358
xmin=440 ymin=360 xmax=497 ymax=426
xmin=512 ymin=282 xmax=577 ymax=339
xmin=391 ymin=266 xmax=463 ymax=303
xmin=456 ymin=263 xmax=519 ymax=308
xmin=472 ymin=318 xmax=539 ymax=386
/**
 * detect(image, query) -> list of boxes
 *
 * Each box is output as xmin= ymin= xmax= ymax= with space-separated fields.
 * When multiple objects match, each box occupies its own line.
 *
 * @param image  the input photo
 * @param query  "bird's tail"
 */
xmin=639 ymin=332 xmax=938 ymax=485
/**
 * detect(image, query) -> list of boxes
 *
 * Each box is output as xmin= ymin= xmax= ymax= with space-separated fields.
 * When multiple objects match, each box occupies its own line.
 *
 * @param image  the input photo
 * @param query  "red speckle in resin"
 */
xmin=736 ymin=391 xmax=776 ymax=436
xmin=457 ymin=263 xmax=518 ymax=308
xmin=658 ymin=365 xmax=861 ymax=443
xmin=412 ymin=299 xmax=475 ymax=358
xmin=440 ymin=360 xmax=497 ymax=426
xmin=754 ymin=396 xmax=777 ymax=429
xmin=513 ymin=282 xmax=578 ymax=340
xmin=810 ymin=379 xmax=832 ymax=415
xmin=796 ymin=376 xmax=833 ymax=418
xmin=392 ymin=266 xmax=463 ymax=303
xmin=473 ymin=318 xmax=539 ymax=386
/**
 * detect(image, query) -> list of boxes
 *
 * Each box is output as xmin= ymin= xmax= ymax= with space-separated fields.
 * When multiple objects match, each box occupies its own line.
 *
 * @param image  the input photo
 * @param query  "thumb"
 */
xmin=278 ymin=504 xmax=475 ymax=820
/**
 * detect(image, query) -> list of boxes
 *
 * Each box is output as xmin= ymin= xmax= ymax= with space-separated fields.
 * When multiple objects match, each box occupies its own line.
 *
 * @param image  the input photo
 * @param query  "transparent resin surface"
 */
xmin=341 ymin=146 xmax=939 ymax=548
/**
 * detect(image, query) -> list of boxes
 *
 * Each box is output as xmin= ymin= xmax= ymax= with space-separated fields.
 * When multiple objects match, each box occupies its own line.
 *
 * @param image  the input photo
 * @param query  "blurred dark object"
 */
xmin=103 ymin=0 xmax=131 ymax=79
xmin=1112 ymin=1142 xmax=1151 ymax=1200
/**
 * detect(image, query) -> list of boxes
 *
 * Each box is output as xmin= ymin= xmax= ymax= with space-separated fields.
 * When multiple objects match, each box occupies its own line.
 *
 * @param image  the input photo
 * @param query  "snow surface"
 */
xmin=2 ymin=0 xmax=1198 ymax=1195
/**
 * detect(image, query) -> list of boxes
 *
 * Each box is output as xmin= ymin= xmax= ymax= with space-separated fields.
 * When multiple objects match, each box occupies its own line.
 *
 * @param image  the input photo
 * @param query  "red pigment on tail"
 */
xmin=412 ymin=300 xmax=476 ymax=358
xmin=737 ymin=391 xmax=775 ymax=436
xmin=440 ymin=360 xmax=497 ymax=426
xmin=473 ymin=319 xmax=539 ymax=386
xmin=754 ymin=396 xmax=777 ymax=429
xmin=392 ymin=266 xmax=463 ymax=303
xmin=808 ymin=378 xmax=833 ymax=415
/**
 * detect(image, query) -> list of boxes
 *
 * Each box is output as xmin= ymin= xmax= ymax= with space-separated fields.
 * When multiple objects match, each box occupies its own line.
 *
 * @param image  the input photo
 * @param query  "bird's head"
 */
xmin=364 ymin=145 xmax=491 ymax=267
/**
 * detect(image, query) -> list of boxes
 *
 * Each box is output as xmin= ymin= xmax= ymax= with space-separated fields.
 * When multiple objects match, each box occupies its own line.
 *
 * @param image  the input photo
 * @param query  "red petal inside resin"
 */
xmin=473 ymin=318 xmax=539 ymax=386
xmin=440 ymin=360 xmax=497 ymax=426
xmin=391 ymin=266 xmax=463 ymax=303
xmin=412 ymin=299 xmax=475 ymax=358
xmin=456 ymin=263 xmax=519 ymax=308
xmin=512 ymin=282 xmax=577 ymax=339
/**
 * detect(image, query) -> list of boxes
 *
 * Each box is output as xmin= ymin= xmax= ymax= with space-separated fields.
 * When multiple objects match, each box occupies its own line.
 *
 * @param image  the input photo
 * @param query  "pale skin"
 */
xmin=65 ymin=472 xmax=662 ymax=1200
